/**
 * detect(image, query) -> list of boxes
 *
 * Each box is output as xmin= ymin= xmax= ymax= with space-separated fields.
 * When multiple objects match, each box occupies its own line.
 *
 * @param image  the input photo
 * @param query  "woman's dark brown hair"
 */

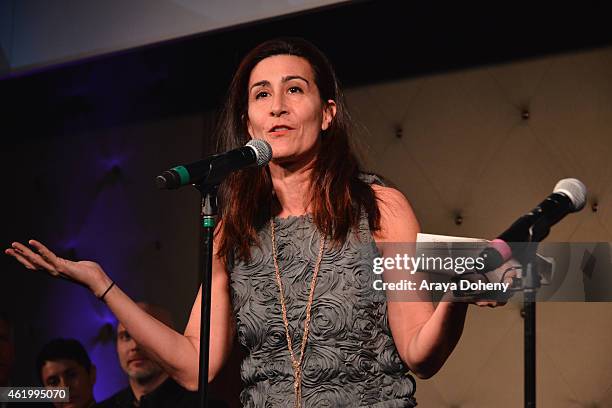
xmin=216 ymin=37 xmax=380 ymax=264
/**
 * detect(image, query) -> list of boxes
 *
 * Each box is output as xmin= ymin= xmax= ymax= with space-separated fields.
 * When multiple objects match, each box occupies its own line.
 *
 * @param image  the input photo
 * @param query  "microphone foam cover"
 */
xmin=554 ymin=178 xmax=587 ymax=211
xmin=246 ymin=139 xmax=273 ymax=166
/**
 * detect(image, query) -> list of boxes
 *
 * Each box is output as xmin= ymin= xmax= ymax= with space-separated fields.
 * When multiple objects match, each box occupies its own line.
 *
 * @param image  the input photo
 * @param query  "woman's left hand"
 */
xmin=471 ymin=258 xmax=521 ymax=307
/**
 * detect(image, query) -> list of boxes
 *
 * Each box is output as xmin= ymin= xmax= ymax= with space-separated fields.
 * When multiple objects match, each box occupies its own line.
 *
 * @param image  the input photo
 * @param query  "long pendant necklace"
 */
xmin=270 ymin=219 xmax=325 ymax=408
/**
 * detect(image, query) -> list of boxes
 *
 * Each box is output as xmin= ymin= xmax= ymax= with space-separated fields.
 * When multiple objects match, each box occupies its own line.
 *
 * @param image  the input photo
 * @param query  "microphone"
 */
xmin=480 ymin=178 xmax=587 ymax=270
xmin=156 ymin=139 xmax=272 ymax=189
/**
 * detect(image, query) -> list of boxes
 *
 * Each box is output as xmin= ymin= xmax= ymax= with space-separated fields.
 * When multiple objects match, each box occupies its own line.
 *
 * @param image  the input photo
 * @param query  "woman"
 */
xmin=6 ymin=38 xmax=502 ymax=407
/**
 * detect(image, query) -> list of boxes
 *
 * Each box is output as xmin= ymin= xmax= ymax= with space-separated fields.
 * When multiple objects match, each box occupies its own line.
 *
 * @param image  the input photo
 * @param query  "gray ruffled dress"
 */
xmin=229 ymin=209 xmax=417 ymax=407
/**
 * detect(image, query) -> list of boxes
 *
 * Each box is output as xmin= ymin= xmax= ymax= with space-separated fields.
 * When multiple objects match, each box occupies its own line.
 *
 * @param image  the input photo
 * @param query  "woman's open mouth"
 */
xmin=268 ymin=125 xmax=294 ymax=135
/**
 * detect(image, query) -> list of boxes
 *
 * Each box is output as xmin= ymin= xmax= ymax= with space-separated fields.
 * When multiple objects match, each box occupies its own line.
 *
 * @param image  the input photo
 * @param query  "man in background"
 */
xmin=37 ymin=338 xmax=97 ymax=408
xmin=97 ymin=303 xmax=198 ymax=407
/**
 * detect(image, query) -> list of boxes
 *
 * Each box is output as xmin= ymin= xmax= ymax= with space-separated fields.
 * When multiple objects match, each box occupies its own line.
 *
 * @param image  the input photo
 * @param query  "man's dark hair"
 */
xmin=36 ymin=338 xmax=92 ymax=383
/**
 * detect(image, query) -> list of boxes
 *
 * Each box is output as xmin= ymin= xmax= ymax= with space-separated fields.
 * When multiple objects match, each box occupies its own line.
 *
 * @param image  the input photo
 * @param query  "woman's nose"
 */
xmin=270 ymin=93 xmax=287 ymax=117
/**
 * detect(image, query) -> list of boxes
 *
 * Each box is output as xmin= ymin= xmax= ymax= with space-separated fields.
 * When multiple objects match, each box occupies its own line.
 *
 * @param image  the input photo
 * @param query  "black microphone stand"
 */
xmin=518 ymin=222 xmax=551 ymax=408
xmin=521 ymin=241 xmax=540 ymax=408
xmin=193 ymin=181 xmax=219 ymax=408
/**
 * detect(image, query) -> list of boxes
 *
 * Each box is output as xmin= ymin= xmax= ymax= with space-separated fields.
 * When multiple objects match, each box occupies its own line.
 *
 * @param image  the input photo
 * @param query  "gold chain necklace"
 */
xmin=270 ymin=218 xmax=325 ymax=408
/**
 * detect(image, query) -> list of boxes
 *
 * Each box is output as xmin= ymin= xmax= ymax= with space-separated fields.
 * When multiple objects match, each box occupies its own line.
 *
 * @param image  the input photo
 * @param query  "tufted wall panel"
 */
xmin=343 ymin=46 xmax=612 ymax=407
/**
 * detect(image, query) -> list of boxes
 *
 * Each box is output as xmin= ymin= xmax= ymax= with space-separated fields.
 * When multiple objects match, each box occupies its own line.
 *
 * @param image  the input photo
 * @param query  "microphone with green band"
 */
xmin=156 ymin=139 xmax=272 ymax=189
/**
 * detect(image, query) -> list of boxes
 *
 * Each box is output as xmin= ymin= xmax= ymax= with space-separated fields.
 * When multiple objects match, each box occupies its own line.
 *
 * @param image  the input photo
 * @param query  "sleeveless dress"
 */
xmin=229 ymin=204 xmax=417 ymax=407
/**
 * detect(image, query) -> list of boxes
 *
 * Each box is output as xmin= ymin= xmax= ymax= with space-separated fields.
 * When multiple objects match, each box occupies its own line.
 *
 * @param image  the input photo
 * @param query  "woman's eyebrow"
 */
xmin=282 ymin=75 xmax=309 ymax=84
xmin=250 ymin=76 xmax=309 ymax=91
xmin=250 ymin=80 xmax=270 ymax=91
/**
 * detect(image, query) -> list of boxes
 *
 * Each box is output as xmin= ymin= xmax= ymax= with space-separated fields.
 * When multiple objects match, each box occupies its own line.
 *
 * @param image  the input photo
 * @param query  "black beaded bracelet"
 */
xmin=98 ymin=281 xmax=115 ymax=301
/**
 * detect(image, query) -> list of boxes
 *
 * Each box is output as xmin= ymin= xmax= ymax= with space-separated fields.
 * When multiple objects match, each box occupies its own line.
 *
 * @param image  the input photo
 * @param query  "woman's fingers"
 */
xmin=474 ymin=300 xmax=507 ymax=308
xmin=6 ymin=240 xmax=101 ymax=291
xmin=5 ymin=248 xmax=37 ymax=270
xmin=28 ymin=239 xmax=65 ymax=272
xmin=9 ymin=241 xmax=58 ymax=275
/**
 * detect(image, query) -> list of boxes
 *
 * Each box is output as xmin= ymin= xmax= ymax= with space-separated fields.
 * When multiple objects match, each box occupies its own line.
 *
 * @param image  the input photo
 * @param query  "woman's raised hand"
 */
xmin=5 ymin=240 xmax=112 ymax=297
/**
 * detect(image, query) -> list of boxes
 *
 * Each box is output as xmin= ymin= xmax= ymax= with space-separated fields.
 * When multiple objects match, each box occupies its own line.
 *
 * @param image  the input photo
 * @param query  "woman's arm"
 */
xmin=183 ymin=251 xmax=235 ymax=388
xmin=6 ymin=234 xmax=234 ymax=390
xmin=372 ymin=184 xmax=469 ymax=379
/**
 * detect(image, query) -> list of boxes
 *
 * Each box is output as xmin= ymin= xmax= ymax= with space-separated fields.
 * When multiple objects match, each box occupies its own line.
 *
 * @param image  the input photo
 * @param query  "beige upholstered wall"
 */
xmin=343 ymin=46 xmax=612 ymax=407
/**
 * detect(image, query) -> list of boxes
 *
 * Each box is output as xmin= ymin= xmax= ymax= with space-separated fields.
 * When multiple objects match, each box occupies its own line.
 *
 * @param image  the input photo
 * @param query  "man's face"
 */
xmin=0 ymin=319 xmax=15 ymax=386
xmin=116 ymin=323 xmax=163 ymax=381
xmin=40 ymin=359 xmax=95 ymax=408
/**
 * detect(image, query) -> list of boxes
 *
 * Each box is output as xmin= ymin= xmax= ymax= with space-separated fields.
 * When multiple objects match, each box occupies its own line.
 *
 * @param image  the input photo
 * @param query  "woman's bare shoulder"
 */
xmin=371 ymin=184 xmax=420 ymax=242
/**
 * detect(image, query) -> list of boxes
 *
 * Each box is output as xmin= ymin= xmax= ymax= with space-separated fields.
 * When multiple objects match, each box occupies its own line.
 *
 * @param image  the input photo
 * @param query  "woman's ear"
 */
xmin=321 ymin=100 xmax=337 ymax=131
